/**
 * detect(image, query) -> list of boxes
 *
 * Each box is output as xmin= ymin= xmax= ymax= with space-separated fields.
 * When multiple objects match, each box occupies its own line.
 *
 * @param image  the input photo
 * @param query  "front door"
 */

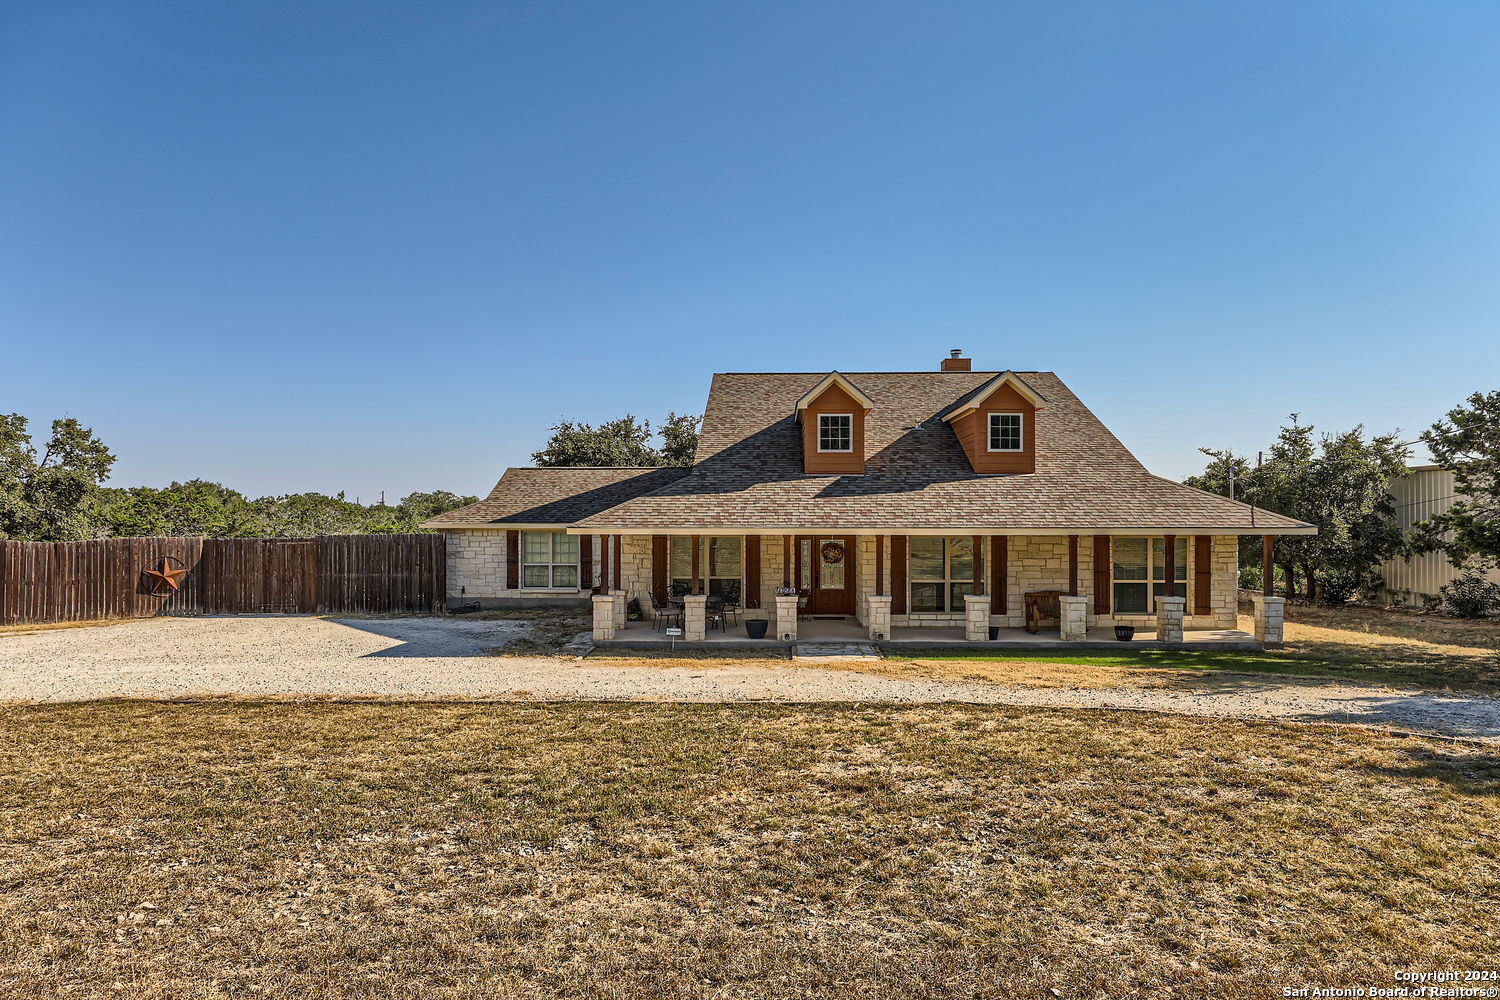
xmin=796 ymin=535 xmax=856 ymax=615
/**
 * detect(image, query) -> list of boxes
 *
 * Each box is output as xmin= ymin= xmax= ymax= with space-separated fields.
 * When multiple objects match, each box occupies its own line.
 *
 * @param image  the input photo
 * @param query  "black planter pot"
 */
xmin=988 ymin=626 xmax=1001 ymax=640
xmin=1114 ymin=625 xmax=1136 ymax=641
xmin=746 ymin=619 xmax=769 ymax=639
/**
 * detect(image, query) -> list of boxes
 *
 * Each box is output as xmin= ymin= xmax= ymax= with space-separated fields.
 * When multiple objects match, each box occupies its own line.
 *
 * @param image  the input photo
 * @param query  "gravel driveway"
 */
xmin=2 ymin=616 xmax=1497 ymax=742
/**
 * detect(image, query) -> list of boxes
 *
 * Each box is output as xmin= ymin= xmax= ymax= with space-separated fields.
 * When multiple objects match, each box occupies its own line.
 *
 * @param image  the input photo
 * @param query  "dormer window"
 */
xmin=818 ymin=413 xmax=853 ymax=452
xmin=988 ymin=413 xmax=1023 ymax=452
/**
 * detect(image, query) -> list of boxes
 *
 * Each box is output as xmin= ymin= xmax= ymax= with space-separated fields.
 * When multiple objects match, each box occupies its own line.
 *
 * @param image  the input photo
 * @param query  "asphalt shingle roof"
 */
xmin=422 ymin=467 xmax=692 ymax=526
xmin=565 ymin=371 xmax=1314 ymax=533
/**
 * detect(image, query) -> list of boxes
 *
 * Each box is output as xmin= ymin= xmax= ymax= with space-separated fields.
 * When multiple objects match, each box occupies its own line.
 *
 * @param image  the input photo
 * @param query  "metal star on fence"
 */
xmin=143 ymin=557 xmax=188 ymax=595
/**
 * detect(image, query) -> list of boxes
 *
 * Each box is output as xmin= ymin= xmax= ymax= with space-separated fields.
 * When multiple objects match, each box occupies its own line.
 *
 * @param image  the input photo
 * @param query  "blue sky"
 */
xmin=3 ymin=1 xmax=1496 ymax=500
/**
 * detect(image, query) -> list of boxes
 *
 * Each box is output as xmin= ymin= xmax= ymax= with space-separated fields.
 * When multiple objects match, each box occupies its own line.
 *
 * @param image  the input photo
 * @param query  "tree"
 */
xmin=0 ymin=414 xmax=116 ymax=541
xmin=389 ymin=490 xmax=479 ymax=529
xmin=1186 ymin=415 xmax=1409 ymax=602
xmin=531 ymin=413 xmax=700 ymax=467
xmin=1414 ymin=390 xmax=1500 ymax=573
xmin=251 ymin=492 xmax=368 ymax=537
xmin=102 ymin=480 xmax=260 ymax=538
xmin=659 ymin=411 xmax=701 ymax=466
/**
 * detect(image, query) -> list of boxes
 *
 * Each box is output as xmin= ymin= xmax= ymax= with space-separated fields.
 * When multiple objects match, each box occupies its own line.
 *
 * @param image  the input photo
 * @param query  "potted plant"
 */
xmin=746 ymin=618 xmax=769 ymax=639
xmin=988 ymin=625 xmax=1001 ymax=640
xmin=1114 ymin=625 xmax=1135 ymax=641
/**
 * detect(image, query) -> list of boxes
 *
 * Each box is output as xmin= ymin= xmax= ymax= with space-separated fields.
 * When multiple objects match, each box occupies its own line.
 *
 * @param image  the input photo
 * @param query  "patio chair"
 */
xmin=1023 ymin=590 xmax=1064 ymax=634
xmin=649 ymin=593 xmax=683 ymax=633
xmin=705 ymin=595 xmax=727 ymax=633
xmin=718 ymin=583 xmax=742 ymax=627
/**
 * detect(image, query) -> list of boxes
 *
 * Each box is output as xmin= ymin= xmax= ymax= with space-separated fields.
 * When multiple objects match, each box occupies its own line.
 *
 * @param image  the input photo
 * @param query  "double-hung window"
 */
xmin=908 ymin=536 xmax=974 ymax=613
xmin=988 ymin=412 xmax=1023 ymax=451
xmin=521 ymin=530 xmax=579 ymax=589
xmin=817 ymin=413 xmax=852 ymax=452
xmin=1111 ymin=537 xmax=1188 ymax=613
xmin=669 ymin=536 xmax=743 ymax=599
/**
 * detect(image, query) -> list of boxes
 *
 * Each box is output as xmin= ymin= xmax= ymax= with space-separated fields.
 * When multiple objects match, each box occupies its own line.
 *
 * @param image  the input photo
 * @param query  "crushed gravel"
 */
xmin=2 ymin=616 xmax=1497 ymax=742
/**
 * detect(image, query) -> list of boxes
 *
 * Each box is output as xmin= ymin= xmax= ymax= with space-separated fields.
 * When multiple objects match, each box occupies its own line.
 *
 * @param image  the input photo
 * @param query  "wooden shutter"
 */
xmin=891 ymin=535 xmax=907 ymax=614
xmin=505 ymin=530 xmax=520 ymax=590
xmin=579 ymin=535 xmax=593 ymax=592
xmin=1092 ymin=535 xmax=1110 ymax=614
xmin=651 ymin=535 xmax=667 ymax=602
xmin=1194 ymin=535 xmax=1213 ymax=616
xmin=990 ymin=535 xmax=1007 ymax=615
xmin=744 ymin=535 xmax=760 ymax=609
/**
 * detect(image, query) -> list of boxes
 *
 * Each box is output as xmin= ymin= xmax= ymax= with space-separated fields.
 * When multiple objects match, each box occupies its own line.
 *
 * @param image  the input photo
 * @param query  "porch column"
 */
xmin=1252 ymin=594 xmax=1286 ymax=646
xmin=971 ymin=535 xmax=983 ymax=595
xmin=1058 ymin=595 xmax=1087 ymax=641
xmin=1155 ymin=596 xmax=1185 ymax=643
xmin=1262 ymin=535 xmax=1275 ymax=596
xmin=1068 ymin=535 xmax=1079 ymax=595
xmin=963 ymin=593 xmax=989 ymax=641
xmin=683 ymin=593 xmax=708 ymax=642
xmin=690 ymin=534 xmax=701 ymax=595
xmin=591 ymin=592 xmax=616 ymax=641
xmin=1162 ymin=534 xmax=1175 ymax=598
xmin=774 ymin=592 xmax=798 ymax=642
xmin=875 ymin=535 xmax=884 ymax=595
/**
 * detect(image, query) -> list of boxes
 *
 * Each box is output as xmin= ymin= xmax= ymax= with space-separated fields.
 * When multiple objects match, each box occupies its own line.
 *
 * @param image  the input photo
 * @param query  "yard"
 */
xmin=1 ymin=701 xmax=1496 ymax=999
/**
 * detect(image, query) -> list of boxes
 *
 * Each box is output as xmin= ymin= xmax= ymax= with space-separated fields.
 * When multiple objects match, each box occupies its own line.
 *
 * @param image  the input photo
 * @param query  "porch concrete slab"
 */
xmin=598 ymin=619 xmax=1261 ymax=651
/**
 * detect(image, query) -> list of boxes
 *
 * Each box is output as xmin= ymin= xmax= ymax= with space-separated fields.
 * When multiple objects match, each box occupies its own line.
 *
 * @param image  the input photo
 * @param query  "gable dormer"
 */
xmin=794 ymin=372 xmax=874 ymax=475
xmin=941 ymin=371 xmax=1046 ymax=474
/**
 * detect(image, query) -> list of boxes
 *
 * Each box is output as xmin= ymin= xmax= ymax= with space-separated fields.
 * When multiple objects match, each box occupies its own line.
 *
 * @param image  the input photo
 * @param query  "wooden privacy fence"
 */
xmin=0 ymin=534 xmax=446 ymax=625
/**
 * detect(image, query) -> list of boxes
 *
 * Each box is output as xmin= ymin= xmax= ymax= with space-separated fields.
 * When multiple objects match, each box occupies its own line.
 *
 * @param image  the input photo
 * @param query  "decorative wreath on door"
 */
xmin=820 ymin=541 xmax=845 ymax=565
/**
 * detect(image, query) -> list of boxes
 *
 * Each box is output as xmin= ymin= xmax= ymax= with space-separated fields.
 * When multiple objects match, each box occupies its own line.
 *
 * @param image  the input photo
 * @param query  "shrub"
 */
xmin=1317 ymin=568 xmax=1382 ymax=605
xmin=1438 ymin=572 xmax=1500 ymax=618
xmin=1238 ymin=565 xmax=1262 ymax=591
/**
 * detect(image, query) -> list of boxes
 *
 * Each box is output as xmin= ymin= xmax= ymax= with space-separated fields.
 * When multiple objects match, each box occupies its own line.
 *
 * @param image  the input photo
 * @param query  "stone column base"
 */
xmin=591 ymin=593 xmax=616 ymax=641
xmin=866 ymin=595 xmax=892 ymax=641
xmin=774 ymin=595 xmax=798 ymax=642
xmin=1155 ymin=596 xmax=1186 ymax=643
xmin=963 ymin=593 xmax=990 ymax=642
xmin=683 ymin=594 xmax=708 ymax=642
xmin=1252 ymin=594 xmax=1286 ymax=645
xmin=1058 ymin=595 xmax=1088 ymax=641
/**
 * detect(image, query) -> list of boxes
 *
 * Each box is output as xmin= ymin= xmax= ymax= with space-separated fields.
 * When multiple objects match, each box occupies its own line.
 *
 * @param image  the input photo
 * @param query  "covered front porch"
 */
xmin=595 ymin=615 xmax=1261 ymax=650
xmin=586 ymin=530 xmax=1286 ymax=649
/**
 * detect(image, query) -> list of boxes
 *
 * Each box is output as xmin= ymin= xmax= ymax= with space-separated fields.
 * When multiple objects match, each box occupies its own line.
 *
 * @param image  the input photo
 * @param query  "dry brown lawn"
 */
xmin=1 ymin=701 xmax=1497 ymax=999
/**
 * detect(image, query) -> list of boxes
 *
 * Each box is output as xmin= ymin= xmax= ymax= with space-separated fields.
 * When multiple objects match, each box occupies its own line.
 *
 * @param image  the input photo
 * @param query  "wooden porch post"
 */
xmin=690 ymin=534 xmax=701 ymax=595
xmin=744 ymin=535 xmax=760 ymax=609
xmin=875 ymin=535 xmax=885 ymax=594
xmin=971 ymin=535 xmax=982 ymax=595
xmin=1067 ymin=534 xmax=1079 ymax=596
xmin=1162 ymin=534 xmax=1175 ymax=598
xmin=990 ymin=535 xmax=1007 ymax=615
xmin=613 ymin=534 xmax=622 ymax=590
xmin=783 ymin=535 xmax=792 ymax=588
xmin=598 ymin=534 xmax=609 ymax=592
xmin=1262 ymin=535 xmax=1274 ymax=597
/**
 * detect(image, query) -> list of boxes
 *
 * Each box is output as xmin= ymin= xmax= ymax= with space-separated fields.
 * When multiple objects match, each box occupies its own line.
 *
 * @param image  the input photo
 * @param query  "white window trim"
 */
xmin=987 ymin=412 xmax=1024 ymax=452
xmin=520 ymin=530 xmax=580 ymax=590
xmin=1110 ymin=537 xmax=1188 ymax=615
xmin=816 ymin=413 xmax=854 ymax=453
xmin=908 ymin=537 xmax=975 ymax=613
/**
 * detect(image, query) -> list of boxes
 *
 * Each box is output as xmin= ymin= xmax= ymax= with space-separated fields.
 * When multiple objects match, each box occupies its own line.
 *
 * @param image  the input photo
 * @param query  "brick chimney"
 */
xmin=940 ymin=349 xmax=971 ymax=372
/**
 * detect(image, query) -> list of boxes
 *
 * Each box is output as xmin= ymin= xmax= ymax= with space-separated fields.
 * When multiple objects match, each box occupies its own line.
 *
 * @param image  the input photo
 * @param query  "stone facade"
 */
xmin=442 ymin=528 xmax=609 ymax=608
xmin=447 ymin=528 xmax=1243 ymax=635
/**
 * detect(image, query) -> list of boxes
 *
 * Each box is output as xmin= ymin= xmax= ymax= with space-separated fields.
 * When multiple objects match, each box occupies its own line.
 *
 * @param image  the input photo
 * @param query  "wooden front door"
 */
xmin=795 ymin=535 xmax=856 ymax=615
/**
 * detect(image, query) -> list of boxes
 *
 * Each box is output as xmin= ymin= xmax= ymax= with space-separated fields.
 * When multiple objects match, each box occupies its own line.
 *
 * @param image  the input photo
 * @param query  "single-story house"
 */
xmin=424 ymin=351 xmax=1314 ymax=645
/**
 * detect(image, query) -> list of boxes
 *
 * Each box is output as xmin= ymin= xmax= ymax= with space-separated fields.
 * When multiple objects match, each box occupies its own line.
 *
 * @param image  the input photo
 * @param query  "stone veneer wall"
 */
xmin=887 ymin=534 xmax=1238 ymax=630
xmin=443 ymin=528 xmax=610 ymax=607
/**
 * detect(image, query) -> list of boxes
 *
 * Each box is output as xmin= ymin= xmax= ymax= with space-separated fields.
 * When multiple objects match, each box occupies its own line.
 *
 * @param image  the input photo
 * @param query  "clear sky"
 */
xmin=3 ymin=1 xmax=1496 ymax=500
